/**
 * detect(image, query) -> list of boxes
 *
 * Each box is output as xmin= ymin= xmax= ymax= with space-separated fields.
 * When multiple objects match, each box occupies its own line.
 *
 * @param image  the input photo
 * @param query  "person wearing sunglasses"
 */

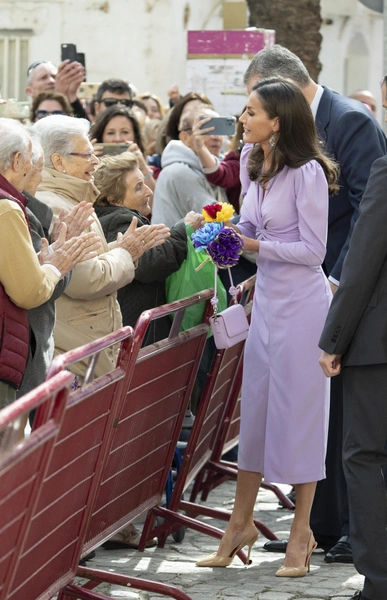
xmin=94 ymin=78 xmax=133 ymax=118
xmin=30 ymin=91 xmax=73 ymax=123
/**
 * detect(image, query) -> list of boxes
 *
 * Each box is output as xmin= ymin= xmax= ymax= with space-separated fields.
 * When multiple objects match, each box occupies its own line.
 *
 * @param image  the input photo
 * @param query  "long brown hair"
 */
xmin=247 ymin=78 xmax=339 ymax=194
xmin=90 ymin=105 xmax=145 ymax=154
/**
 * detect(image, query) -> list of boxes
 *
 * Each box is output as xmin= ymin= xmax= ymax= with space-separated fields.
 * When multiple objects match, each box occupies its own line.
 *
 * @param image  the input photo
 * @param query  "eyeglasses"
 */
xmin=100 ymin=98 xmax=133 ymax=108
xmin=35 ymin=109 xmax=66 ymax=120
xmin=68 ymin=151 xmax=96 ymax=161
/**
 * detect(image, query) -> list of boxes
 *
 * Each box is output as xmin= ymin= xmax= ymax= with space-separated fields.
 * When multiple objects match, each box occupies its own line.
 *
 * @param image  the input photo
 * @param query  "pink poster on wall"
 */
xmin=186 ymin=29 xmax=275 ymax=115
xmin=187 ymin=30 xmax=275 ymax=58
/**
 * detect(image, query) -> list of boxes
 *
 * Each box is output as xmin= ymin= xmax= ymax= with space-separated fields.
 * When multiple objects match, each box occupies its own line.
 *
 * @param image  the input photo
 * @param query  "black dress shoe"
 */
xmin=263 ymin=539 xmax=288 ymax=553
xmin=324 ymin=535 xmax=353 ymax=563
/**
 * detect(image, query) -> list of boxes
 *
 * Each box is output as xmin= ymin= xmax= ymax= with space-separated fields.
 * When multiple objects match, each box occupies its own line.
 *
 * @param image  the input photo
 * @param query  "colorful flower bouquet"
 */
xmin=191 ymin=203 xmax=244 ymax=269
xmin=192 ymin=204 xmax=250 ymax=348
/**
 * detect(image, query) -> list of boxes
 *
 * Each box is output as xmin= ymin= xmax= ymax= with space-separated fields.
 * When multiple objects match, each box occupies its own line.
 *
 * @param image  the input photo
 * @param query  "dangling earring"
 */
xmin=268 ymin=130 xmax=276 ymax=148
xmin=63 ymin=169 xmax=66 ymax=173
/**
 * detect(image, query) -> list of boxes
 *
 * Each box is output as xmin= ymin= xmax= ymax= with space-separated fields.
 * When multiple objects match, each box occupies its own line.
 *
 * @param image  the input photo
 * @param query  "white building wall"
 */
xmin=320 ymin=0 xmax=384 ymax=120
xmin=0 ymin=0 xmax=384 ymax=119
xmin=0 ymin=0 xmax=223 ymax=101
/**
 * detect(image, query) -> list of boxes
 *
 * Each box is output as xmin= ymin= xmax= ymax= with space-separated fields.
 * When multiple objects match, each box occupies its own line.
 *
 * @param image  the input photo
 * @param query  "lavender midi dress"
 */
xmin=238 ymin=160 xmax=331 ymax=484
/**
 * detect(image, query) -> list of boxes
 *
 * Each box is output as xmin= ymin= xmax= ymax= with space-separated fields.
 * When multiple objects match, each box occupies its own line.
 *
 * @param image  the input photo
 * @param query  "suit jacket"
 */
xmin=319 ymin=155 xmax=387 ymax=366
xmin=316 ymin=87 xmax=386 ymax=281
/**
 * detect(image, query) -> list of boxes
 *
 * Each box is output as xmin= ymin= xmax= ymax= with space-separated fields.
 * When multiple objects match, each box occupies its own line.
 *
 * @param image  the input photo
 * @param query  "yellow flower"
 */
xmin=216 ymin=202 xmax=234 ymax=222
xmin=202 ymin=202 xmax=234 ymax=222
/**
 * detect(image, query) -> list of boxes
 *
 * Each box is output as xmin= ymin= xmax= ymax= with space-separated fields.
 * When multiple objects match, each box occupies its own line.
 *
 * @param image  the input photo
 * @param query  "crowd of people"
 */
xmin=0 ymin=44 xmax=386 ymax=600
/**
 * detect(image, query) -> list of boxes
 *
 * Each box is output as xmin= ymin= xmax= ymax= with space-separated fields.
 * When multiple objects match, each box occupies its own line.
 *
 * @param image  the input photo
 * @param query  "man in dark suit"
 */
xmin=243 ymin=44 xmax=386 ymax=561
xmin=319 ymin=155 xmax=387 ymax=600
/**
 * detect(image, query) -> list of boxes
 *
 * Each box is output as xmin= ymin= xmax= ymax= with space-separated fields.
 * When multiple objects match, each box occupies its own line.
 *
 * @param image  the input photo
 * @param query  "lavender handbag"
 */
xmin=209 ymin=267 xmax=249 ymax=349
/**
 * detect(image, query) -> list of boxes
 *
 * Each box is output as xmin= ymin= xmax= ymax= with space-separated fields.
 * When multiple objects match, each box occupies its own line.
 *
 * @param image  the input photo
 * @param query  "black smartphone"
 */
xmin=77 ymin=52 xmax=86 ymax=80
xmin=200 ymin=116 xmax=236 ymax=136
xmin=61 ymin=43 xmax=77 ymax=63
xmin=77 ymin=52 xmax=85 ymax=68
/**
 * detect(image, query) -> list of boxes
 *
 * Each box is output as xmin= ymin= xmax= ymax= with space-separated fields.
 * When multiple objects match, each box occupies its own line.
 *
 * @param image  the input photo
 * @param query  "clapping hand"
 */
xmin=40 ymin=223 xmax=101 ymax=277
xmin=51 ymin=201 xmax=95 ymax=242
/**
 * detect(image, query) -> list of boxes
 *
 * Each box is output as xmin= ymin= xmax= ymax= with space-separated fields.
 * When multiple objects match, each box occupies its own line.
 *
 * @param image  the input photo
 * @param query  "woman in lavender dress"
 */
xmin=196 ymin=78 xmax=339 ymax=576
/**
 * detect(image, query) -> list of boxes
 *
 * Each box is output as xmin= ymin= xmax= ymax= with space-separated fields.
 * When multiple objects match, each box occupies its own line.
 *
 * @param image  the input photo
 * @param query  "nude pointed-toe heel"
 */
xmin=196 ymin=529 xmax=258 ymax=568
xmin=275 ymin=533 xmax=317 ymax=578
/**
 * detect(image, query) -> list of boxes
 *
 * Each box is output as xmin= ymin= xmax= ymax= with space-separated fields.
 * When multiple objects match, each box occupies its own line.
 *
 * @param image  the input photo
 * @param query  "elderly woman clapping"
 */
xmin=32 ymin=115 xmax=169 ymax=377
xmin=94 ymin=152 xmax=204 ymax=345
xmin=0 ymin=118 xmax=100 ymax=407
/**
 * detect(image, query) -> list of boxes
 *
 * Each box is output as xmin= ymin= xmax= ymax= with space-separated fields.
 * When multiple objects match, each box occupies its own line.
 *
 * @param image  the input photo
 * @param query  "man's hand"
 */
xmin=55 ymin=60 xmax=85 ymax=103
xmin=319 ymin=351 xmax=342 ymax=377
xmin=51 ymin=201 xmax=95 ymax=242
xmin=329 ymin=280 xmax=339 ymax=295
xmin=116 ymin=218 xmax=170 ymax=262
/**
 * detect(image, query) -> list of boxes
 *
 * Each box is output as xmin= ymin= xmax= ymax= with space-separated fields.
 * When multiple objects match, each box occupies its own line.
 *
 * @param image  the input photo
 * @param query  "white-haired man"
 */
xmin=26 ymin=59 xmax=88 ymax=119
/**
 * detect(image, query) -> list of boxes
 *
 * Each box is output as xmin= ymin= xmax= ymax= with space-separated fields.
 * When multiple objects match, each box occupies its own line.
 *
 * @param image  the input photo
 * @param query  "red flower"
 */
xmin=203 ymin=203 xmax=222 ymax=220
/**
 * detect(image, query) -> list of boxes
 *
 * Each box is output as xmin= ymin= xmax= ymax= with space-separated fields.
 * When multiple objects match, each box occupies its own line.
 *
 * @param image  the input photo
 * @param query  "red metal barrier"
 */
xmin=0 ymin=371 xmax=72 ymax=600
xmin=6 ymin=328 xmax=135 ymax=600
xmin=68 ymin=293 xmax=213 ymax=600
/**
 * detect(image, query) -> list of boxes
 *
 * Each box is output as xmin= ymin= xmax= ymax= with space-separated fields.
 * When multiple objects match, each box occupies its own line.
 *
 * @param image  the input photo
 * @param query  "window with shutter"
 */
xmin=0 ymin=30 xmax=31 ymax=101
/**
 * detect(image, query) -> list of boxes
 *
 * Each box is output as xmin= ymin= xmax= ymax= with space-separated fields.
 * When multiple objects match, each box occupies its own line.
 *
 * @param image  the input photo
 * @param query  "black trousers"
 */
xmin=310 ymin=373 xmax=349 ymax=537
xmin=342 ymin=364 xmax=387 ymax=600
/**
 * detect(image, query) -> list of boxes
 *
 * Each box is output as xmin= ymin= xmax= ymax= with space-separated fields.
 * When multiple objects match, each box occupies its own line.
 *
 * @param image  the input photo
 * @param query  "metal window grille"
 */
xmin=0 ymin=30 xmax=31 ymax=101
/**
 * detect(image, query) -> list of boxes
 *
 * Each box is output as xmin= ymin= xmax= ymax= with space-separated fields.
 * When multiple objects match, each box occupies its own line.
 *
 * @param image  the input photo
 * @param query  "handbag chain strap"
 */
xmin=211 ymin=265 xmax=238 ymax=321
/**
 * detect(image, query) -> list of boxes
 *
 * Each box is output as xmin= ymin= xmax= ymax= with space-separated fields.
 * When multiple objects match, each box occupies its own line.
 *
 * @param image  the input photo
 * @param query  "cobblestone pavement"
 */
xmin=86 ymin=482 xmax=363 ymax=600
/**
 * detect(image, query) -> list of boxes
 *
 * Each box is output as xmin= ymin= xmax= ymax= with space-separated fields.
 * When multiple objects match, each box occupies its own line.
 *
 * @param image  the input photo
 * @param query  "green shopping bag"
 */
xmin=165 ymin=225 xmax=227 ymax=331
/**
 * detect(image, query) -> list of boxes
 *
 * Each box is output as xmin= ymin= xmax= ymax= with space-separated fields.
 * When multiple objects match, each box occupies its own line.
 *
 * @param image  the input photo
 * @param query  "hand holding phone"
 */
xmin=56 ymin=50 xmax=86 ymax=103
xmin=101 ymin=143 xmax=130 ymax=156
xmin=199 ymin=116 xmax=236 ymax=136
xmin=61 ymin=43 xmax=78 ymax=63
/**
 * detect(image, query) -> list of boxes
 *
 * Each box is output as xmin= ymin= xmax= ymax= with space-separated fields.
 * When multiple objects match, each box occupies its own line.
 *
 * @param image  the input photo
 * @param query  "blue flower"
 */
xmin=191 ymin=222 xmax=223 ymax=251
